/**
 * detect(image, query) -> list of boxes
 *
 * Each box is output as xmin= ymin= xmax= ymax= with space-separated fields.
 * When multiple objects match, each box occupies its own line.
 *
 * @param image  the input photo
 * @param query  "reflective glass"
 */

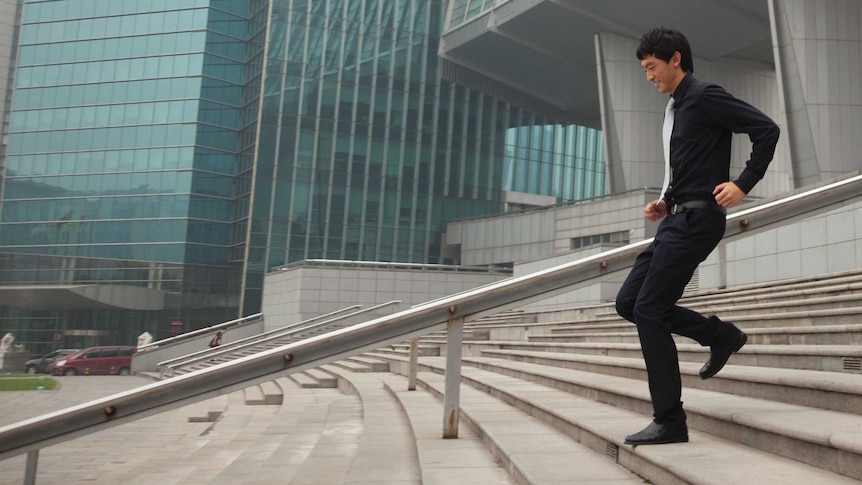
xmin=4 ymin=0 xmax=605 ymax=348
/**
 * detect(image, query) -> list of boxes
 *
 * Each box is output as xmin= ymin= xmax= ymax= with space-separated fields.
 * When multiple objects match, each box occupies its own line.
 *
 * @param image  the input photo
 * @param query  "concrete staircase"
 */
xmin=367 ymin=269 xmax=862 ymax=483
xmin=92 ymin=269 xmax=862 ymax=483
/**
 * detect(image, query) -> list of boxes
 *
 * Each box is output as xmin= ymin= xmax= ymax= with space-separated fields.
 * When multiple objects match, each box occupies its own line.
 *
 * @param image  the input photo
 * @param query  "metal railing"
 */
xmin=1 ymin=173 xmax=860 ymax=481
xmin=153 ymin=305 xmax=361 ymax=373
xmin=136 ymin=313 xmax=264 ymax=353
xmin=271 ymin=258 xmax=513 ymax=275
xmin=158 ymin=300 xmax=402 ymax=378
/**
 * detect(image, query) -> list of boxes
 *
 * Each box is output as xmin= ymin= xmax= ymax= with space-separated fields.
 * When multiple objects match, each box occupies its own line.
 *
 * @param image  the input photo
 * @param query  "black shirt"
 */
xmin=665 ymin=74 xmax=780 ymax=204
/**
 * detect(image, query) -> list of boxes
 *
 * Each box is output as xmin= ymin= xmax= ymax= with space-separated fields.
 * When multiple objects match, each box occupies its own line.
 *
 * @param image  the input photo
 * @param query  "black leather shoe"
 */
xmin=624 ymin=420 xmax=688 ymax=445
xmin=700 ymin=329 xmax=747 ymax=379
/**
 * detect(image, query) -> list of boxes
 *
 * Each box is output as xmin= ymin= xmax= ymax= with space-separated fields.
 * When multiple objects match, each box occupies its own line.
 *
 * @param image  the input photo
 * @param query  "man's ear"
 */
xmin=671 ymin=51 xmax=682 ymax=68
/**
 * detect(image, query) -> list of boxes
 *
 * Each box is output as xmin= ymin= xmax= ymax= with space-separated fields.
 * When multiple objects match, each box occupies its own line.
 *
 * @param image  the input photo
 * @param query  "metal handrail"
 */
xmin=1 ymin=173 xmax=860 ymax=463
xmin=159 ymin=300 xmax=402 ymax=377
xmin=271 ymin=259 xmax=513 ymax=275
xmin=136 ymin=313 xmax=263 ymax=352
xmin=155 ymin=304 xmax=362 ymax=370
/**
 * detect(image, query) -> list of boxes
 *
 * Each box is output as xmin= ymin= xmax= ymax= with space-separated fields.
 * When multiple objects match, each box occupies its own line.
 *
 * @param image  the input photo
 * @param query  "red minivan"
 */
xmin=52 ymin=346 xmax=137 ymax=376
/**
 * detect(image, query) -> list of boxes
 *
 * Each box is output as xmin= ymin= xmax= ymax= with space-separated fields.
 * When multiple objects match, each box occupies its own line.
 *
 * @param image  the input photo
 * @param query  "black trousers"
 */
xmin=615 ymin=208 xmax=726 ymax=423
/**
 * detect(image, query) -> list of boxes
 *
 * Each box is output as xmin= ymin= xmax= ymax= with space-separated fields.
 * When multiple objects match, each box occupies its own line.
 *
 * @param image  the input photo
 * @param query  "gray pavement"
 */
xmin=0 ymin=373 xmax=511 ymax=485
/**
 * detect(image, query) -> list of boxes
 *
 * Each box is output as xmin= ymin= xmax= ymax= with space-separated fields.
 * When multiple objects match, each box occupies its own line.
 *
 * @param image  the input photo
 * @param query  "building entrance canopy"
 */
xmin=441 ymin=0 xmax=773 ymax=127
xmin=0 ymin=285 xmax=165 ymax=311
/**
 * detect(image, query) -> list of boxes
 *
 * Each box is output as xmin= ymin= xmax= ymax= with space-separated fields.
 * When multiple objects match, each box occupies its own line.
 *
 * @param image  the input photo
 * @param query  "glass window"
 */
xmin=193 ymin=9 xmax=208 ymax=29
xmin=138 ymin=103 xmax=154 ymax=124
xmin=78 ymin=18 xmax=94 ymax=39
xmin=131 ymin=36 xmax=148 ymax=57
xmin=84 ymin=349 xmax=102 ymax=359
xmin=158 ymin=56 xmax=174 ymax=77
xmin=144 ymin=57 xmax=160 ymax=78
xmin=115 ymin=59 xmax=131 ymax=80
xmin=153 ymin=102 xmax=169 ymax=123
xmin=163 ymin=11 xmax=180 ymax=32
xmin=126 ymin=104 xmax=141 ymax=124
xmin=134 ymin=14 xmax=149 ymax=35
xmin=105 ymin=18 xmax=121 ymax=38
xmin=81 ymin=106 xmax=96 ymax=127
xmin=129 ymin=59 xmax=146 ymax=79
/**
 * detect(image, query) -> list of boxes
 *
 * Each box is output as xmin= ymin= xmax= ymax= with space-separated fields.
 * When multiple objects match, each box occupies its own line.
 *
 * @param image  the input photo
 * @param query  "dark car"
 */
xmin=24 ymin=348 xmax=80 ymax=374
xmin=52 ymin=346 xmax=137 ymax=376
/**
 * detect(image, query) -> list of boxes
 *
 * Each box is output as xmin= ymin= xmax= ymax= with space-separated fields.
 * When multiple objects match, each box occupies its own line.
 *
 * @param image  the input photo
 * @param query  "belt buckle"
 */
xmin=670 ymin=203 xmax=683 ymax=215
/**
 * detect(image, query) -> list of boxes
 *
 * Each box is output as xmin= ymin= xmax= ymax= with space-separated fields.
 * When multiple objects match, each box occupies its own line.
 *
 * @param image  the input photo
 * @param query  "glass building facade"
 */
xmin=0 ymin=0 xmax=604 ymax=353
xmin=0 ymin=0 xmax=250 ymax=350
xmin=448 ymin=0 xmax=499 ymax=29
xmin=503 ymin=125 xmax=604 ymax=201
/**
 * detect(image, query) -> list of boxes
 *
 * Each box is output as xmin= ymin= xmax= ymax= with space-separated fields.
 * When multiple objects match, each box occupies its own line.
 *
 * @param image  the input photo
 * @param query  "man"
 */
xmin=616 ymin=27 xmax=780 ymax=445
xmin=209 ymin=329 xmax=226 ymax=348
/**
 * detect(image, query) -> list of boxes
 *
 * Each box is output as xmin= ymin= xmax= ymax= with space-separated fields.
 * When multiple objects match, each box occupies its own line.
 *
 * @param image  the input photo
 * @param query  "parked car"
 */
xmin=52 ymin=346 xmax=137 ymax=376
xmin=24 ymin=348 xmax=79 ymax=374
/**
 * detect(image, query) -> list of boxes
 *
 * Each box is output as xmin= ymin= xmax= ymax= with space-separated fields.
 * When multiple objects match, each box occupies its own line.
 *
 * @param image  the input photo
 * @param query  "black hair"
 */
xmin=636 ymin=27 xmax=694 ymax=74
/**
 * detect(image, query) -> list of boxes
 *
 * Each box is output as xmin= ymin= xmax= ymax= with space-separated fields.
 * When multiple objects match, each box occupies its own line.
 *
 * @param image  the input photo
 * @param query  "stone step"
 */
xmin=535 ymin=306 xmax=862 ymax=335
xmin=187 ymin=394 xmax=228 ymax=423
xmin=470 ymin=313 xmax=540 ymax=326
xmin=530 ymin=323 xmax=862 ymax=345
xmin=581 ymin=300 xmax=862 ymax=328
xmin=463 ymin=340 xmax=862 ymax=373
xmin=505 ymin=272 xmax=862 ymax=327
xmin=412 ymin=367 xmax=861 ymax=485
xmin=331 ymin=359 xmax=374 ymax=373
xmin=305 ymin=368 xmax=338 ymax=388
xmin=47 ymin=388 xmax=231 ymax=484
xmin=263 ymin=380 xmax=284 ymax=404
xmin=418 ymin=355 xmax=862 ymax=481
xmin=290 ymin=368 xmax=339 ymax=389
xmin=383 ymin=373 xmax=640 ymax=484
xmin=386 ymin=343 xmax=441 ymax=357
xmin=673 ymin=270 xmax=862 ymax=303
xmin=348 ymin=355 xmax=390 ymax=372
xmin=211 ymin=380 xmax=361 ymax=484
xmin=241 ymin=380 xmax=285 ymax=406
xmin=243 ymin=383 xmax=266 ymax=405
xmin=283 ymin=390 xmax=365 ymax=483
xmin=587 ymin=282 xmax=862 ymax=321
xmin=676 ymin=272 xmax=862 ymax=306
xmin=314 ymin=367 xmax=433 ymax=484
xmin=167 ymin=390 xmax=275 ymax=483
xmin=477 ymin=348 xmax=862 ymax=414
xmin=290 ymin=370 xmax=322 ymax=388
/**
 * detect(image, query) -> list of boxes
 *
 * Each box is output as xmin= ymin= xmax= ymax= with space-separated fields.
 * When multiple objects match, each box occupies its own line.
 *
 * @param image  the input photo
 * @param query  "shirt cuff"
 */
xmin=734 ymin=168 xmax=762 ymax=194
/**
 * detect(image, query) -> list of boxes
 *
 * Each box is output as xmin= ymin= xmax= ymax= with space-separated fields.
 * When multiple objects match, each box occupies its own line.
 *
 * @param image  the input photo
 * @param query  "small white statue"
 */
xmin=0 ymin=333 xmax=14 ymax=353
xmin=137 ymin=331 xmax=153 ymax=347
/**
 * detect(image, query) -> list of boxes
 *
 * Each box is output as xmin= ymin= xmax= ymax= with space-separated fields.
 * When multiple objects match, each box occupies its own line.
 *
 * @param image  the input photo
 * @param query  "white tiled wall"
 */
xmin=449 ymin=190 xmax=653 ymax=269
xmin=772 ymin=0 xmax=862 ymax=184
xmin=513 ymin=245 xmax=628 ymax=312
xmin=262 ymin=266 xmax=508 ymax=331
xmin=699 ymin=200 xmax=862 ymax=289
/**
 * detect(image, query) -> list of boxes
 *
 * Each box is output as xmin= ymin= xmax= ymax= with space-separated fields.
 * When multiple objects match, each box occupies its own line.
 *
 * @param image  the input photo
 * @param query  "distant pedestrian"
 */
xmin=209 ymin=329 xmax=226 ymax=348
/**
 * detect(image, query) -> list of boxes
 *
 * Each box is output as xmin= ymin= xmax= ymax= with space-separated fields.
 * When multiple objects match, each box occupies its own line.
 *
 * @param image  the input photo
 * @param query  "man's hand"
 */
xmin=713 ymin=182 xmax=745 ymax=208
xmin=644 ymin=200 xmax=667 ymax=222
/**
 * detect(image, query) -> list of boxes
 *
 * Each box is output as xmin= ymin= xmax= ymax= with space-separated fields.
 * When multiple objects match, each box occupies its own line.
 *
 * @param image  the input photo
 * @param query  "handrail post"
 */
xmin=442 ymin=313 xmax=463 ymax=439
xmin=24 ymin=450 xmax=38 ymax=485
xmin=408 ymin=338 xmax=419 ymax=391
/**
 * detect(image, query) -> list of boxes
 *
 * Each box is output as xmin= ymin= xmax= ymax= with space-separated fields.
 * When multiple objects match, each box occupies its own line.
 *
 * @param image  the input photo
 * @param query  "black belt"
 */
xmin=668 ymin=200 xmax=727 ymax=215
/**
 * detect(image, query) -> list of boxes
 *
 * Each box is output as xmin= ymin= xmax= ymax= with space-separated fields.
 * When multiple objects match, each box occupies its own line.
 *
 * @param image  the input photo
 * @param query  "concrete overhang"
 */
xmin=441 ymin=0 xmax=773 ymax=128
xmin=0 ymin=285 xmax=166 ymax=311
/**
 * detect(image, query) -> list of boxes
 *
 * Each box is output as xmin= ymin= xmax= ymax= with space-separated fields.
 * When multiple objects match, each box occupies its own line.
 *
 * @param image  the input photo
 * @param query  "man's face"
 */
xmin=640 ymin=53 xmax=682 ymax=94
